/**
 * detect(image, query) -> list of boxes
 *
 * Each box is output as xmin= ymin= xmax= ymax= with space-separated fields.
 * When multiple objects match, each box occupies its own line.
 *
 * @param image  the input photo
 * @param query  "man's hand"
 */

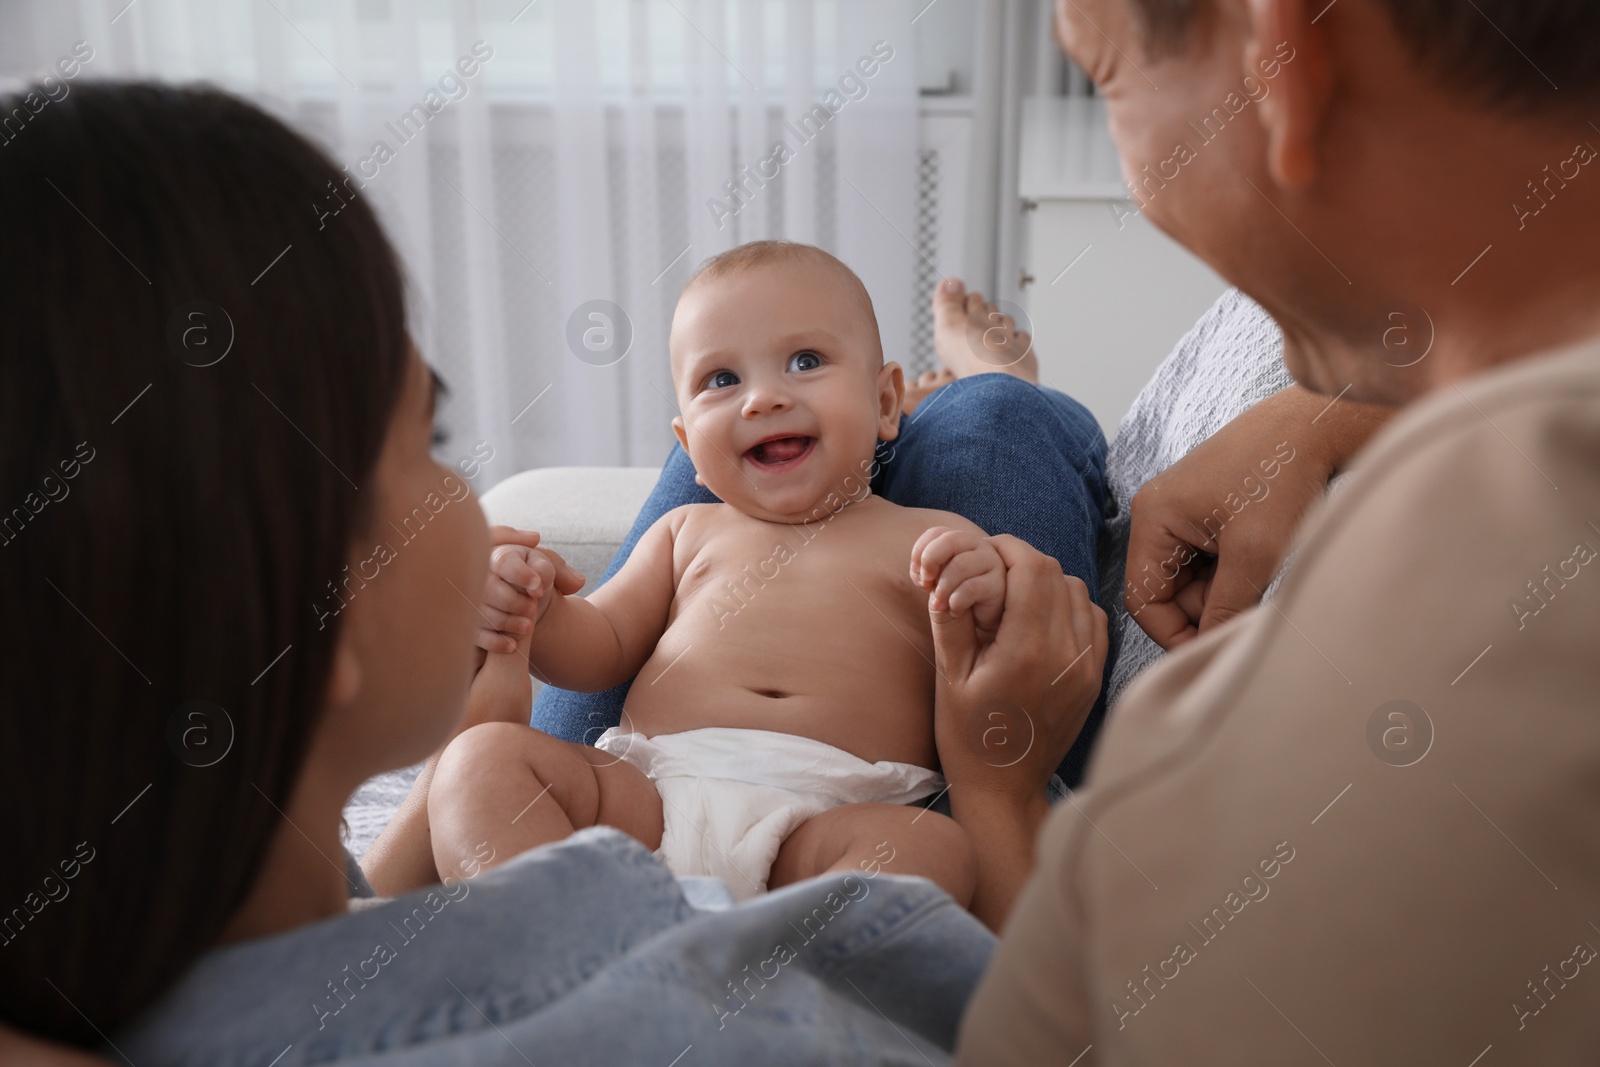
xmin=1124 ymin=385 xmax=1392 ymax=650
xmin=927 ymin=535 xmax=1107 ymax=930
xmin=477 ymin=527 xmax=584 ymax=655
xmin=911 ymin=525 xmax=1006 ymax=639
xmin=930 ymin=535 xmax=1107 ymax=806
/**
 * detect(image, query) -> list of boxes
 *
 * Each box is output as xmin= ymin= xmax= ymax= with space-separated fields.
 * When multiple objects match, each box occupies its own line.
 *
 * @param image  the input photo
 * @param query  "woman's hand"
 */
xmin=476 ymin=527 xmax=584 ymax=655
xmin=370 ymin=528 xmax=581 ymax=896
xmin=929 ymin=534 xmax=1107 ymax=930
xmin=1124 ymin=385 xmax=1392 ymax=650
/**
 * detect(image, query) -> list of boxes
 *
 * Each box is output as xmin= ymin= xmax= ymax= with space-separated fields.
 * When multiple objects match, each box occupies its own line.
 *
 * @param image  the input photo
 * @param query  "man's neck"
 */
xmin=1284 ymin=108 xmax=1600 ymax=403
xmin=1426 ymin=191 xmax=1600 ymax=387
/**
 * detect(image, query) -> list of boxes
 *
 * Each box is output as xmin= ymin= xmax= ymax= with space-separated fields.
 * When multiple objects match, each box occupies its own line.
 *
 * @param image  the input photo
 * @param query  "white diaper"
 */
xmin=593 ymin=726 xmax=944 ymax=902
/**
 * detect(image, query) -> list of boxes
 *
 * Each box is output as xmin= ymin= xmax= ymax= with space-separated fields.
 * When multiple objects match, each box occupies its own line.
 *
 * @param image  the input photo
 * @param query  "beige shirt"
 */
xmin=957 ymin=335 xmax=1600 ymax=1066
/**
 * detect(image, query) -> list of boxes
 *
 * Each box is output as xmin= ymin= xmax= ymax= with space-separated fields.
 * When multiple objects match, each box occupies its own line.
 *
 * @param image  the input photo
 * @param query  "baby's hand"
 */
xmin=477 ymin=527 xmax=585 ymax=654
xmin=910 ymin=526 xmax=1006 ymax=636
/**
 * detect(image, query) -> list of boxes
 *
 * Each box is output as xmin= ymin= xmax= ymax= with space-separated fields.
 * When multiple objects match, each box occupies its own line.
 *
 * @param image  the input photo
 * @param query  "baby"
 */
xmin=430 ymin=242 xmax=1015 ymax=905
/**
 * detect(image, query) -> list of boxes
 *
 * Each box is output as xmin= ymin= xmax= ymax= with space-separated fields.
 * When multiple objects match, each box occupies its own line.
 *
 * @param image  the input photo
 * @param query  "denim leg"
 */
xmin=877 ymin=374 xmax=1112 ymax=787
xmin=529 ymin=445 xmax=718 ymax=745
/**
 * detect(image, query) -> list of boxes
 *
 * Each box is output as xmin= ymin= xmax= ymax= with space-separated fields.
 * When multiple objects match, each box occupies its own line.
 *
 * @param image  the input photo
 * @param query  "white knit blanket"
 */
xmin=1098 ymin=288 xmax=1292 ymax=705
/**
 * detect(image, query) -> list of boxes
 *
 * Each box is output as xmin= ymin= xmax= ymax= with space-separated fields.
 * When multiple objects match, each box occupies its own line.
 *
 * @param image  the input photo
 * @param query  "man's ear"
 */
xmin=1247 ymin=0 xmax=1334 ymax=190
xmin=671 ymin=416 xmax=707 ymax=486
xmin=876 ymin=361 xmax=905 ymax=441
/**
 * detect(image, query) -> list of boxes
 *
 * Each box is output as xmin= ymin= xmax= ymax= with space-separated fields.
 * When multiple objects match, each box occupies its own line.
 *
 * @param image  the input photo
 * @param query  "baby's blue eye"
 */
xmin=706 ymin=370 xmax=739 ymax=390
xmin=788 ymin=351 xmax=822 ymax=372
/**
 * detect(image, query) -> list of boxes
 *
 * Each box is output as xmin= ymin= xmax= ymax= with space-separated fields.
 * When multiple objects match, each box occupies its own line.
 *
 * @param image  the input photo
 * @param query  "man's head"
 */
xmin=1055 ymin=0 xmax=1600 ymax=404
xmin=669 ymin=241 xmax=903 ymax=523
xmin=1122 ymin=1 xmax=1598 ymax=110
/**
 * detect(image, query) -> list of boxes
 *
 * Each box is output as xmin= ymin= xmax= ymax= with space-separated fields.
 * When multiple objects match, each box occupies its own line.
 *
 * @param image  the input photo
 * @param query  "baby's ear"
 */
xmin=876 ymin=361 xmax=905 ymax=440
xmin=671 ymin=417 xmax=706 ymax=486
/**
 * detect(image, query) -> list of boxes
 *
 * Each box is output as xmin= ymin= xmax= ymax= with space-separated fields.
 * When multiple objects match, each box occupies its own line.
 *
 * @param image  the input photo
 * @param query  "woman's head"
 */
xmin=0 ymin=83 xmax=488 ymax=1041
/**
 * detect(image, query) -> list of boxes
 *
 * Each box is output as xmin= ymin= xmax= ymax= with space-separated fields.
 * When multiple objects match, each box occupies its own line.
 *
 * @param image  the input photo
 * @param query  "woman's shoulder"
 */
xmin=114 ymin=828 xmax=693 ymax=1066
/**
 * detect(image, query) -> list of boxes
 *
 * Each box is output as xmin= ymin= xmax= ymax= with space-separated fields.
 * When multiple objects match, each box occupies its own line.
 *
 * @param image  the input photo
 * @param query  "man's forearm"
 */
xmin=950 ymin=787 xmax=1051 ymax=933
xmin=1275 ymin=384 xmax=1394 ymax=473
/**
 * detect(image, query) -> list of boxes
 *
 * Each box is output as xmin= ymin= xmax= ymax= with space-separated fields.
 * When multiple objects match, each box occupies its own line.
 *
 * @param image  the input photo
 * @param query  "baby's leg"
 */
xmin=429 ymin=721 xmax=664 ymax=882
xmin=769 ymin=802 xmax=976 ymax=907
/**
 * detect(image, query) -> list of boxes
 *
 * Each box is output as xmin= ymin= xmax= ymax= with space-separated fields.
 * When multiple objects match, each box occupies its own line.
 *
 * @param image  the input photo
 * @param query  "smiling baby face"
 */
xmin=669 ymin=244 xmax=904 ymax=524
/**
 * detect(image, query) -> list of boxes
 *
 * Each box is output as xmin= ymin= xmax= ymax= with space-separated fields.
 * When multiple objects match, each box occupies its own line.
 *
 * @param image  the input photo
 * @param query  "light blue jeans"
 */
xmin=533 ymin=374 xmax=1113 ymax=787
xmin=116 ymin=830 xmax=994 ymax=1065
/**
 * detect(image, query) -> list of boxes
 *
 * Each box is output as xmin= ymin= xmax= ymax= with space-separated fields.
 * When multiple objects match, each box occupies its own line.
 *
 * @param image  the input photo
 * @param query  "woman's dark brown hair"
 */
xmin=0 ymin=83 xmax=410 ymax=1043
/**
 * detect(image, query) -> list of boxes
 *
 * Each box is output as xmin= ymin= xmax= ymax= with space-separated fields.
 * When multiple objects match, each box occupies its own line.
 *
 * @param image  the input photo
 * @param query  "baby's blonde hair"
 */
xmin=683 ymin=240 xmax=881 ymax=361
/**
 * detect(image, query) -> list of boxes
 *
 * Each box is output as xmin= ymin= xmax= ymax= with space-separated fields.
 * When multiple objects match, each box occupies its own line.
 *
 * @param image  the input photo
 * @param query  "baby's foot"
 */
xmin=931 ymin=278 xmax=1040 ymax=383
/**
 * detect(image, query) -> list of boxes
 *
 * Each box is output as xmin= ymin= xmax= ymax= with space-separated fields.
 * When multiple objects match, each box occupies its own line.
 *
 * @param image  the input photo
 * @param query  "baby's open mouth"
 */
xmin=745 ymin=435 xmax=815 ymax=468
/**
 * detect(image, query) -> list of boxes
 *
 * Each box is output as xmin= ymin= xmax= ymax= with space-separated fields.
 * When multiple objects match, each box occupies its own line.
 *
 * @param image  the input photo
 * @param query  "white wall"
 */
xmin=1018 ymin=96 xmax=1228 ymax=435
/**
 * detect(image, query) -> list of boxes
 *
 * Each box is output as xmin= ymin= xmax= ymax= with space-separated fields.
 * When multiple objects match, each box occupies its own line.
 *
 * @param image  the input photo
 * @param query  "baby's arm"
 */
xmin=911 ymin=525 xmax=1007 ymax=638
xmin=517 ymin=508 xmax=683 ymax=692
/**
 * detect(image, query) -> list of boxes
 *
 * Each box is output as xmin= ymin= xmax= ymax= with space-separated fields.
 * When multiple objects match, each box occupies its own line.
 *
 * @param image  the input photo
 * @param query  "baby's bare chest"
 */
xmin=671 ymin=509 xmax=930 ymax=639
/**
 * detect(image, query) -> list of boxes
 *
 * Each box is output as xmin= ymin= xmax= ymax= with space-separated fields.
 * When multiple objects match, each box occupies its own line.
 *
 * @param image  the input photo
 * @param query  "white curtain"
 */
xmin=3 ymin=0 xmax=921 ymax=490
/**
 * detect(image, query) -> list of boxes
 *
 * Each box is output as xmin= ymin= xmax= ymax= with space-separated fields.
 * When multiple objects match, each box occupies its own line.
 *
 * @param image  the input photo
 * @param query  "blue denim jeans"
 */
xmin=532 ymin=374 xmax=1113 ymax=786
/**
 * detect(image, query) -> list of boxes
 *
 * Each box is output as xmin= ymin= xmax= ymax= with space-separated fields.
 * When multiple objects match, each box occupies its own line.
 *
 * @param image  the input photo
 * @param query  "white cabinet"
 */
xmin=1018 ymin=98 xmax=1228 ymax=436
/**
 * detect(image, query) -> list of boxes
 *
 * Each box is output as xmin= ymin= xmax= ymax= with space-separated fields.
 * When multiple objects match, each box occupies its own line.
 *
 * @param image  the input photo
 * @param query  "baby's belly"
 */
xmin=622 ymin=613 xmax=938 ymax=769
